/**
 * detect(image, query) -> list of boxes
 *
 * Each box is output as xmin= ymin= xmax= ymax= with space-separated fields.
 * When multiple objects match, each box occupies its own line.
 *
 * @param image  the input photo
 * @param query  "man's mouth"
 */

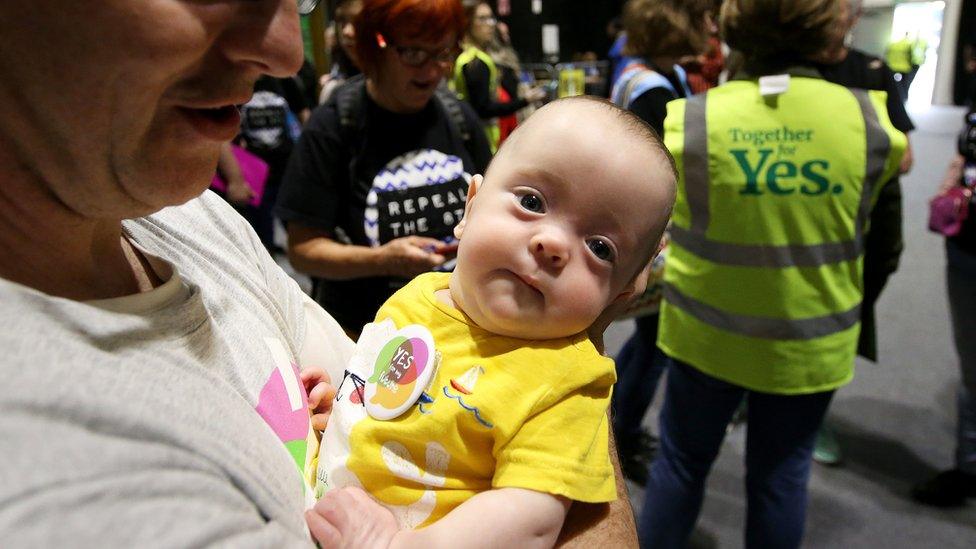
xmin=177 ymin=105 xmax=241 ymax=141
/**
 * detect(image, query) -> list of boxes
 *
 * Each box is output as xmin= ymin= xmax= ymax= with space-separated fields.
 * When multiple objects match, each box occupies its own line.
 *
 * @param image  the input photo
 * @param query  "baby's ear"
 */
xmin=655 ymin=234 xmax=667 ymax=258
xmin=588 ymin=262 xmax=652 ymax=352
xmin=614 ymin=261 xmax=652 ymax=305
xmin=454 ymin=174 xmax=483 ymax=240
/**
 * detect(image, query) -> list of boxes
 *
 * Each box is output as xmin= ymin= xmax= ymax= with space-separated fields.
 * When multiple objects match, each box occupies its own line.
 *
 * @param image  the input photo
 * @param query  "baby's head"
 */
xmin=449 ymin=97 xmax=676 ymax=340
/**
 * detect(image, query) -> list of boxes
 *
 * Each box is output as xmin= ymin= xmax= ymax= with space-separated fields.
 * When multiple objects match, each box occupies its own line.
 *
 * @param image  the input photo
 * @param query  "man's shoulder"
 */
xmin=132 ymin=191 xmax=259 ymax=261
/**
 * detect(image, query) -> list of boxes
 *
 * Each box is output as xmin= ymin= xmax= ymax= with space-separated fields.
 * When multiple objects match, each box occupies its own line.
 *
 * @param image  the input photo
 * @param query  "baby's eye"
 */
xmin=587 ymin=238 xmax=615 ymax=263
xmin=518 ymin=192 xmax=545 ymax=213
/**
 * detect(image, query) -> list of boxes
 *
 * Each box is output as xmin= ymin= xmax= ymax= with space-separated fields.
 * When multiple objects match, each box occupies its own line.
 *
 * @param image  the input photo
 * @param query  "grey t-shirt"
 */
xmin=0 ymin=192 xmax=353 ymax=546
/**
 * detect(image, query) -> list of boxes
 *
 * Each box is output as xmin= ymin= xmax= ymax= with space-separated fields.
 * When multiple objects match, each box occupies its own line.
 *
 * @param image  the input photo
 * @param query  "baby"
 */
xmin=307 ymin=96 xmax=676 ymax=548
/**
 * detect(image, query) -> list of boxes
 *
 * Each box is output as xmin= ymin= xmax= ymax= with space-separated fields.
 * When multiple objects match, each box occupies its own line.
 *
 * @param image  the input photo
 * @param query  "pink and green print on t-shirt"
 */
xmin=255 ymin=338 xmax=314 ymax=480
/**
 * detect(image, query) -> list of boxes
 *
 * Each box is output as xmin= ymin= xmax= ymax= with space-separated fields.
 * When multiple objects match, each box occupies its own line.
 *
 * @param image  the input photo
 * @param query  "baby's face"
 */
xmin=450 ymin=102 xmax=674 ymax=340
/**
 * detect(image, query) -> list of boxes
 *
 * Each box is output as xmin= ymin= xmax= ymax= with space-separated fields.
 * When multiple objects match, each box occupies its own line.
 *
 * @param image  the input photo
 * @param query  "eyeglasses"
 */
xmin=376 ymin=33 xmax=460 ymax=67
xmin=475 ymin=16 xmax=497 ymax=25
xmin=297 ymin=0 xmax=319 ymax=16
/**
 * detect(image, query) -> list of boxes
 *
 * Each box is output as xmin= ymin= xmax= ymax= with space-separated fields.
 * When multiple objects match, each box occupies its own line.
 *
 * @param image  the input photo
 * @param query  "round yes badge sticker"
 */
xmin=364 ymin=325 xmax=437 ymax=420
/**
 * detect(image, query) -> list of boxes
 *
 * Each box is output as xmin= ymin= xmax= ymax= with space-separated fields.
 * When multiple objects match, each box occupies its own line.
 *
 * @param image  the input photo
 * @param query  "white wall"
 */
xmin=854 ymin=0 xmax=962 ymax=106
xmin=934 ymin=0 xmax=961 ymax=105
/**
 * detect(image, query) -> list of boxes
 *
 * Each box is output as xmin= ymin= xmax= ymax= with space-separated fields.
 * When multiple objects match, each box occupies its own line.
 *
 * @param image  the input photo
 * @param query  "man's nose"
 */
xmin=530 ymin=229 xmax=570 ymax=270
xmin=221 ymin=1 xmax=305 ymax=78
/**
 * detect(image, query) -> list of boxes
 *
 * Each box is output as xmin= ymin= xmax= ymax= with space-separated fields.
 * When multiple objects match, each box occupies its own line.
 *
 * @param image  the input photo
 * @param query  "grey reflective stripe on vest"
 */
xmin=663 ymin=284 xmax=862 ymax=340
xmin=683 ymin=95 xmax=710 ymax=234
xmin=665 ymin=85 xmax=891 ymax=340
xmin=673 ymin=88 xmax=892 ymax=268
xmin=851 ymin=89 xmax=892 ymax=248
xmin=669 ymin=226 xmax=860 ymax=267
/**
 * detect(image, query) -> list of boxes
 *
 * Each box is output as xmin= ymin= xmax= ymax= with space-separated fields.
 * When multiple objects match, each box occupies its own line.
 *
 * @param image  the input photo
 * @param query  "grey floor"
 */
xmin=603 ymin=104 xmax=976 ymax=548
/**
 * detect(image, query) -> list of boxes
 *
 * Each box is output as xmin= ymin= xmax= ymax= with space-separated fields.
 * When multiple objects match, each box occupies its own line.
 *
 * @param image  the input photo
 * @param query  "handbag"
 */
xmin=210 ymin=144 xmax=269 ymax=207
xmin=928 ymin=185 xmax=973 ymax=237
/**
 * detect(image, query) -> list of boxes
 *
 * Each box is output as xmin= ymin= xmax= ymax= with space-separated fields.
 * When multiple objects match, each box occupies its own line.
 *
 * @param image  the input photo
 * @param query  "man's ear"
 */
xmin=454 ymin=174 xmax=483 ymax=240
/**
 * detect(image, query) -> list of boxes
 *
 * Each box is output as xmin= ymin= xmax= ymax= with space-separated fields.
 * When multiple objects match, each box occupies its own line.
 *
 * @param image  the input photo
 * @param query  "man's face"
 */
xmin=0 ymin=1 xmax=304 ymax=219
xmin=449 ymin=103 xmax=674 ymax=340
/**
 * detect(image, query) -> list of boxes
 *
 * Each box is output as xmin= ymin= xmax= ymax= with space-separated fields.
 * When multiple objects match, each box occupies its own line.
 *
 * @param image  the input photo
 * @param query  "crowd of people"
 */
xmin=1 ymin=0 xmax=972 ymax=548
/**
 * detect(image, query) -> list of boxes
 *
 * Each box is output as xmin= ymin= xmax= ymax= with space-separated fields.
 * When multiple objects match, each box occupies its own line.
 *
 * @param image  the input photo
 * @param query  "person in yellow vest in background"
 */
xmin=452 ymin=1 xmax=545 ymax=151
xmin=886 ymin=31 xmax=921 ymax=102
xmin=638 ymin=0 xmax=906 ymax=547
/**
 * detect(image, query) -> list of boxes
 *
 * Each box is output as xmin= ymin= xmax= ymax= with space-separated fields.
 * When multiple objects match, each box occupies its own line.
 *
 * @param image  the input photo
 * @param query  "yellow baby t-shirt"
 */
xmin=317 ymin=272 xmax=617 ymax=528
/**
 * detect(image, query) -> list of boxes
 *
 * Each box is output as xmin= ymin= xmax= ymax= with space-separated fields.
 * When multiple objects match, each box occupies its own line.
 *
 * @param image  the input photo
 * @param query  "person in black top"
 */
xmin=810 ymin=0 xmax=915 ymax=465
xmin=275 ymin=0 xmax=492 ymax=336
xmin=610 ymin=0 xmax=711 ymax=134
xmin=912 ymin=112 xmax=976 ymax=507
xmin=816 ymin=0 xmax=915 ymax=360
xmin=453 ymin=1 xmax=544 ymax=150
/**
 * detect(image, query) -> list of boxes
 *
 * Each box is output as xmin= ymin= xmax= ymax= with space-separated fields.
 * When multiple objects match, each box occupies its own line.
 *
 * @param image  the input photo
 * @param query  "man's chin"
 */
xmin=117 ymin=169 xmax=215 ymax=220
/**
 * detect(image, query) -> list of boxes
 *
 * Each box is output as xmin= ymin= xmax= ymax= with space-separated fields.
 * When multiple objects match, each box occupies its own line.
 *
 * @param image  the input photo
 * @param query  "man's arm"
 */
xmin=308 ymin=486 xmax=570 ymax=549
xmin=556 ymin=424 xmax=639 ymax=548
xmin=557 ymin=260 xmax=652 ymax=548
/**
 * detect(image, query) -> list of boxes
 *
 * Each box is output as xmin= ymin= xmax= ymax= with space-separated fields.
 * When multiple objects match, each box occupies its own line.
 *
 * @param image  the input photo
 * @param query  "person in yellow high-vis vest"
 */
xmin=638 ymin=1 xmax=906 ymax=547
xmin=886 ymin=32 xmax=919 ymax=101
xmin=451 ymin=1 xmax=544 ymax=152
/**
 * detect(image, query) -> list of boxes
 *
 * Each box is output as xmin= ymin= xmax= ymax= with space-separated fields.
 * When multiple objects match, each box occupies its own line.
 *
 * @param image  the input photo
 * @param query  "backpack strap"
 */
xmin=435 ymin=85 xmax=472 ymax=144
xmin=336 ymin=74 xmax=367 ymax=134
xmin=333 ymin=77 xmax=476 ymax=192
xmin=333 ymin=74 xmax=369 ymax=189
xmin=672 ymin=64 xmax=693 ymax=97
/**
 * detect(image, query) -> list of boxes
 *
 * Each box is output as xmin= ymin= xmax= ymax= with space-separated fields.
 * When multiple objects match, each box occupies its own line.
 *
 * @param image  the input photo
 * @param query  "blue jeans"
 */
xmin=638 ymin=359 xmax=834 ymax=549
xmin=947 ymin=240 xmax=976 ymax=474
xmin=612 ymin=314 xmax=670 ymax=448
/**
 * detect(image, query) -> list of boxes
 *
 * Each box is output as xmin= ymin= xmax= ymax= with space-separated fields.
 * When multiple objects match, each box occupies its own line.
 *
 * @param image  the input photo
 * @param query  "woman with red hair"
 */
xmin=277 ymin=0 xmax=492 ymax=337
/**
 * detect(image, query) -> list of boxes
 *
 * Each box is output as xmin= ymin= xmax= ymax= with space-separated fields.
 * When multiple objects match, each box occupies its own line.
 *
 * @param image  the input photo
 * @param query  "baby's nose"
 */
xmin=530 ymin=230 xmax=570 ymax=269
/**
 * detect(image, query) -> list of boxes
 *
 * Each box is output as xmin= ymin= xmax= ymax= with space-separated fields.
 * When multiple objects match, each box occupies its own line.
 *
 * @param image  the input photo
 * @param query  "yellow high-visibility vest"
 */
xmin=659 ymin=73 xmax=905 ymax=394
xmin=451 ymin=45 xmax=500 ymax=152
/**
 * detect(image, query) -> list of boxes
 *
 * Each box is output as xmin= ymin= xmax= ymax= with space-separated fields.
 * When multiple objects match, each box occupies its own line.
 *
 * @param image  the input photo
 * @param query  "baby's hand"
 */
xmin=301 ymin=367 xmax=336 ymax=431
xmin=306 ymin=486 xmax=400 ymax=549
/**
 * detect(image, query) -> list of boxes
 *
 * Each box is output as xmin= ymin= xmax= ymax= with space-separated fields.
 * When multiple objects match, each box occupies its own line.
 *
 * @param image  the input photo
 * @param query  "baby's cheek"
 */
xmin=560 ymin=282 xmax=608 ymax=330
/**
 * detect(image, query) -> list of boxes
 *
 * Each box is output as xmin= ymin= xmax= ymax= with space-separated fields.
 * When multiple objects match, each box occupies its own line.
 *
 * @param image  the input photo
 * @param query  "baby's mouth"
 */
xmin=513 ymin=271 xmax=544 ymax=296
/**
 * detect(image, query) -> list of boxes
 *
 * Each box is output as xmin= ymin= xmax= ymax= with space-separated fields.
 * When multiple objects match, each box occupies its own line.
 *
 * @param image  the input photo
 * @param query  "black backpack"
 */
xmin=333 ymin=74 xmax=474 ymax=179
